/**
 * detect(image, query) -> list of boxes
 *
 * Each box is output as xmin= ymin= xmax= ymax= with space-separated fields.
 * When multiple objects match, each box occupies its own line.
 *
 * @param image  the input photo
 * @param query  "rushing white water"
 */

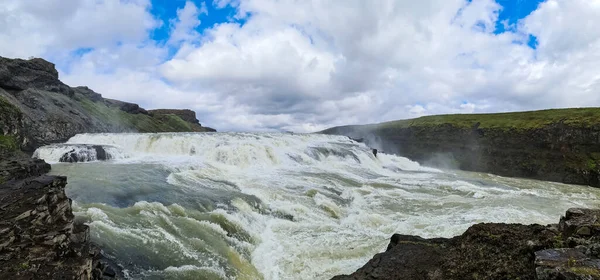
xmin=34 ymin=132 xmax=600 ymax=280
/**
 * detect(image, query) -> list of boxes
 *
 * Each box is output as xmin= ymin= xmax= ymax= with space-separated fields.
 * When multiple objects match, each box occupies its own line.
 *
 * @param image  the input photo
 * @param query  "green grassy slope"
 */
xmin=77 ymin=97 xmax=202 ymax=133
xmin=323 ymin=108 xmax=600 ymax=133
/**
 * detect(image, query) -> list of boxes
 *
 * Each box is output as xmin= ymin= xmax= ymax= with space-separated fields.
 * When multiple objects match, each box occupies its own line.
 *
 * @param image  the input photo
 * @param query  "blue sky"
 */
xmin=148 ymin=0 xmax=545 ymax=45
xmin=148 ymin=0 xmax=544 ymax=60
xmin=150 ymin=0 xmax=240 ymax=42
xmin=494 ymin=0 xmax=544 ymax=47
xmin=2 ymin=0 xmax=599 ymax=132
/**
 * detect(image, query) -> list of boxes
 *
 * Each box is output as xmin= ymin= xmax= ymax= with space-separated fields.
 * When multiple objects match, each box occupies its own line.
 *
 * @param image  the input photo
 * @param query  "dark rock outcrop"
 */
xmin=149 ymin=109 xmax=198 ymax=124
xmin=0 ymin=57 xmax=73 ymax=97
xmin=104 ymin=98 xmax=148 ymax=115
xmin=149 ymin=109 xmax=216 ymax=132
xmin=333 ymin=208 xmax=600 ymax=280
xmin=0 ymin=56 xmax=215 ymax=153
xmin=322 ymin=110 xmax=600 ymax=187
xmin=73 ymin=86 xmax=103 ymax=102
xmin=0 ymin=156 xmax=121 ymax=279
xmin=58 ymin=145 xmax=112 ymax=163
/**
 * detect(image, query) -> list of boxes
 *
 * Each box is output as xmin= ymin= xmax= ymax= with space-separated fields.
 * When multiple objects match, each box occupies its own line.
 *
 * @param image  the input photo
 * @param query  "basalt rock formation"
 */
xmin=0 ymin=155 xmax=120 ymax=279
xmin=0 ymin=56 xmax=215 ymax=153
xmin=333 ymin=208 xmax=600 ymax=280
xmin=321 ymin=109 xmax=600 ymax=187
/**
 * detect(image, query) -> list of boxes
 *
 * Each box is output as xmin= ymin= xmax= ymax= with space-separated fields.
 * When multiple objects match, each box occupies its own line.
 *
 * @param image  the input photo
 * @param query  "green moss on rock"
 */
xmin=373 ymin=108 xmax=600 ymax=130
xmin=569 ymin=267 xmax=600 ymax=277
xmin=78 ymin=98 xmax=198 ymax=133
xmin=0 ymin=135 xmax=17 ymax=151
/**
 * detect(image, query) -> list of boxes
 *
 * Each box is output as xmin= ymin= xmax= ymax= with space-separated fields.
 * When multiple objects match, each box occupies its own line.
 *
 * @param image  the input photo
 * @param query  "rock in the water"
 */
xmin=58 ymin=145 xmax=113 ymax=163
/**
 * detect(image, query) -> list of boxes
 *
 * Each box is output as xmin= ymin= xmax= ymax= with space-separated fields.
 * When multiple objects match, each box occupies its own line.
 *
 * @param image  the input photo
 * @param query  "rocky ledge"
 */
xmin=0 ymin=156 xmax=120 ymax=279
xmin=334 ymin=208 xmax=600 ymax=280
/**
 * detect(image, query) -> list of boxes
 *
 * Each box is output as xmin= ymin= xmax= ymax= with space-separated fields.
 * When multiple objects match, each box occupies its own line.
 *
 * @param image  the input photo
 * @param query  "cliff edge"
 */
xmin=321 ymin=109 xmax=600 ymax=187
xmin=0 ymin=56 xmax=215 ymax=153
xmin=0 ymin=56 xmax=214 ymax=279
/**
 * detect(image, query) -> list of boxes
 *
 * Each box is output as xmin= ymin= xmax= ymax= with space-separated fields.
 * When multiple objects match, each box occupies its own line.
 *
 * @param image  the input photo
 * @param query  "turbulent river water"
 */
xmin=33 ymin=132 xmax=600 ymax=280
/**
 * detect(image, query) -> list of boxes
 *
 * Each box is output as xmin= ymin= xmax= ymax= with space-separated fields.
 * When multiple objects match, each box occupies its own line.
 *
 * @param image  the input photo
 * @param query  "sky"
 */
xmin=1 ymin=0 xmax=599 ymax=132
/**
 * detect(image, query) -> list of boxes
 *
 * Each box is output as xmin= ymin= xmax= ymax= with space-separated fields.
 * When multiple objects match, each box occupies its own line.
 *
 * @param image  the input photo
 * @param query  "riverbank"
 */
xmin=0 ymin=152 xmax=122 ymax=279
xmin=0 ymin=56 xmax=214 ymax=279
xmin=333 ymin=208 xmax=600 ymax=280
xmin=321 ymin=109 xmax=600 ymax=187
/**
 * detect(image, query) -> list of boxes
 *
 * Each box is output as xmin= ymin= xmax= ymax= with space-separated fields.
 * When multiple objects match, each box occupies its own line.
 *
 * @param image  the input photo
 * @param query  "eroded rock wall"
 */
xmin=323 ymin=121 xmax=600 ymax=187
xmin=0 ymin=158 xmax=118 ymax=279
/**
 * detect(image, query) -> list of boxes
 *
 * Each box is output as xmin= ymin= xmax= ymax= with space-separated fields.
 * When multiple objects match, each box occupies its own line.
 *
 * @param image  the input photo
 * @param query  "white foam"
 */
xmin=41 ymin=132 xmax=600 ymax=280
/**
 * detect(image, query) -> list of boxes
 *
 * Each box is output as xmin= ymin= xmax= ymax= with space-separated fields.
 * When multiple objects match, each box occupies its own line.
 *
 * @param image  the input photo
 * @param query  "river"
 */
xmin=33 ymin=132 xmax=600 ymax=280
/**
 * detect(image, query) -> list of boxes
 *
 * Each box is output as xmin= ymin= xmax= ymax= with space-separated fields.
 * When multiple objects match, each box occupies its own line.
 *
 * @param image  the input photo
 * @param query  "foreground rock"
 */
xmin=333 ymin=208 xmax=600 ymax=280
xmin=0 ymin=156 xmax=121 ymax=279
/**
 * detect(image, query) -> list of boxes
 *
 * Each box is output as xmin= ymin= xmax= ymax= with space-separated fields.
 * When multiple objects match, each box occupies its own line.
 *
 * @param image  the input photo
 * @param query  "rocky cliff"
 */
xmin=321 ymin=109 xmax=600 ymax=187
xmin=148 ymin=109 xmax=216 ymax=132
xmin=0 ymin=56 xmax=215 ymax=153
xmin=333 ymin=208 xmax=600 ymax=280
xmin=0 ymin=55 xmax=214 ymax=279
xmin=0 ymin=155 xmax=119 ymax=279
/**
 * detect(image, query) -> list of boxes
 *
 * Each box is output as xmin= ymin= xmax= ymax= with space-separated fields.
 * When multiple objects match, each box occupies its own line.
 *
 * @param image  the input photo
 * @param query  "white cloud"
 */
xmin=0 ymin=0 xmax=159 ymax=58
xmin=1 ymin=0 xmax=600 ymax=132
xmin=168 ymin=1 xmax=208 ymax=45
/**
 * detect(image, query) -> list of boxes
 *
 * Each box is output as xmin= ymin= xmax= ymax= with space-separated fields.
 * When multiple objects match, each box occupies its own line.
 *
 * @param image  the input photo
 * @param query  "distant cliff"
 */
xmin=0 ymin=56 xmax=215 ymax=153
xmin=321 ymin=109 xmax=600 ymax=187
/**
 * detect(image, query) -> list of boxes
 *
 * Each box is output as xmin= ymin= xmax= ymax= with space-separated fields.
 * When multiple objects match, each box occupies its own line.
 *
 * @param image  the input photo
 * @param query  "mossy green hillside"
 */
xmin=371 ymin=108 xmax=600 ymax=130
xmin=321 ymin=107 xmax=600 ymax=187
xmin=78 ymin=97 xmax=196 ymax=133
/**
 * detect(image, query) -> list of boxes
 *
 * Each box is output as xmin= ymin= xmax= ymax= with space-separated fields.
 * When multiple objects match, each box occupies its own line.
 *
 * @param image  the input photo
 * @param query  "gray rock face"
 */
xmin=149 ymin=109 xmax=200 ymax=124
xmin=322 ymin=116 xmax=600 ymax=188
xmin=333 ymin=208 xmax=600 ymax=280
xmin=0 ymin=57 xmax=73 ymax=97
xmin=73 ymin=86 xmax=103 ymax=102
xmin=0 ymin=156 xmax=121 ymax=279
xmin=0 ymin=56 xmax=215 ymax=152
xmin=104 ymin=98 xmax=148 ymax=115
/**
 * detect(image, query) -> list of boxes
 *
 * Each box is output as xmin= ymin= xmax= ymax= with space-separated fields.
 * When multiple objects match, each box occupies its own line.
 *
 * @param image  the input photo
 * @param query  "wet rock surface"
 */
xmin=0 ymin=155 xmax=122 ymax=279
xmin=58 ymin=145 xmax=112 ymax=163
xmin=333 ymin=208 xmax=600 ymax=280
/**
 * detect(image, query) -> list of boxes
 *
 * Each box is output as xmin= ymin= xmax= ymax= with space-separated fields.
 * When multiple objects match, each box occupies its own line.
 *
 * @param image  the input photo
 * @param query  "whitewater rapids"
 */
xmin=34 ymin=132 xmax=600 ymax=280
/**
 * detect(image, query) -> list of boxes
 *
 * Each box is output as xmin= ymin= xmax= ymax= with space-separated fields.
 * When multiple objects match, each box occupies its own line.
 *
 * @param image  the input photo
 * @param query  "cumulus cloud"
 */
xmin=1 ymin=0 xmax=599 ymax=132
xmin=0 ymin=0 xmax=159 ymax=58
